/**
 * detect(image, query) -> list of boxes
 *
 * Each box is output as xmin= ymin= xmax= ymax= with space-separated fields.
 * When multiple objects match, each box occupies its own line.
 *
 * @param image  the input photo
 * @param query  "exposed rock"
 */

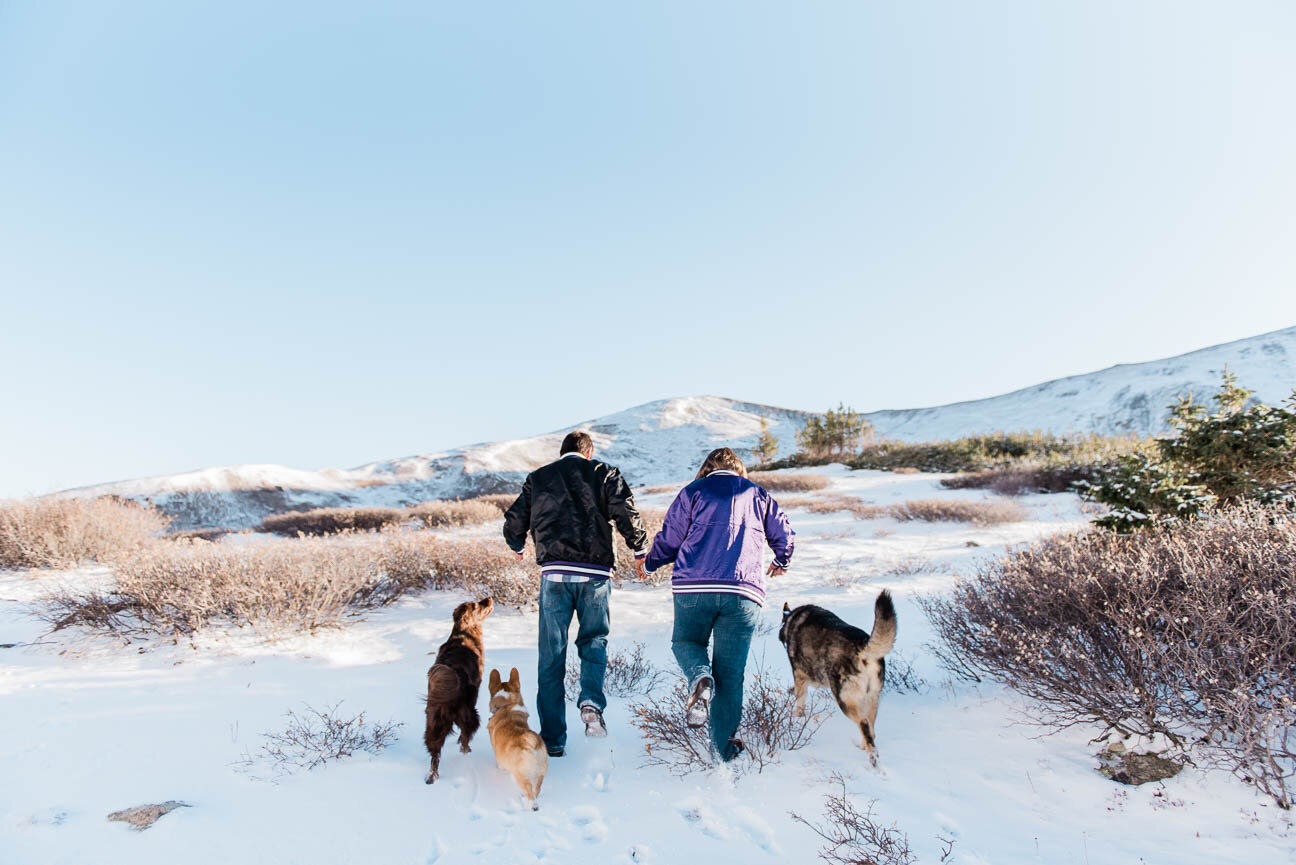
xmin=1097 ymin=746 xmax=1182 ymax=786
xmin=107 ymin=801 xmax=189 ymax=831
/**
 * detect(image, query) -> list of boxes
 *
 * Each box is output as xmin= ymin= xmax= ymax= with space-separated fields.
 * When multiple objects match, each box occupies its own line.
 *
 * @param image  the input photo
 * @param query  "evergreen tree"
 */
xmin=1081 ymin=371 xmax=1296 ymax=530
xmin=795 ymin=403 xmax=873 ymax=459
xmin=753 ymin=417 xmax=780 ymax=466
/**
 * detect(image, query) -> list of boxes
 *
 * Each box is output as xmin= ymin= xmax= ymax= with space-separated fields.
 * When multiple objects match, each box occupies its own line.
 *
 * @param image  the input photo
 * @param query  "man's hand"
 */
xmin=515 ymin=550 xmax=525 ymax=560
xmin=635 ymin=559 xmax=648 ymax=581
xmin=767 ymin=563 xmax=787 ymax=578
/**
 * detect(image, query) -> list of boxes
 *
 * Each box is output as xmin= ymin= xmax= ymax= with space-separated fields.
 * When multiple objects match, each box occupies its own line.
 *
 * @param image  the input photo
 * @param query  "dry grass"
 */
xmin=630 ymin=658 xmax=830 ymax=775
xmin=616 ymin=507 xmax=672 ymax=585
xmin=749 ymin=472 xmax=831 ymax=493
xmin=791 ymin=773 xmax=924 ymax=865
xmin=409 ymin=499 xmax=504 ymax=529
xmin=467 ymin=493 xmax=518 ymax=512
xmin=41 ymin=530 xmax=539 ymax=637
xmin=565 ymin=641 xmax=669 ymax=700
xmin=259 ymin=507 xmax=408 ymax=536
xmin=236 ymin=702 xmax=402 ymax=777
xmin=939 ymin=464 xmax=1099 ymax=496
xmin=888 ymin=498 xmax=1024 ymax=525
xmin=0 ymin=496 xmax=170 ymax=570
xmin=781 ymin=494 xmax=888 ymax=520
xmin=889 ymin=466 xmax=921 ymax=475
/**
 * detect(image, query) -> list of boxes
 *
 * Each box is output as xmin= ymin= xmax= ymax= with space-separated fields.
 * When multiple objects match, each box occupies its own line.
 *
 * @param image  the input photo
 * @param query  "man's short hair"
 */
xmin=560 ymin=431 xmax=594 ymax=456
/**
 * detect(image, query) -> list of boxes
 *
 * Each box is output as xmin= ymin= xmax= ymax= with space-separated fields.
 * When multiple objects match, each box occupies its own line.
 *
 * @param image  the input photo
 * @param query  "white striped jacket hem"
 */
xmin=672 ymin=583 xmax=766 ymax=605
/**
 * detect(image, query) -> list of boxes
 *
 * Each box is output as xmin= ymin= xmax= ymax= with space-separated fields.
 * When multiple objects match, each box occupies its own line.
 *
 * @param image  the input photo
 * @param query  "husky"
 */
xmin=424 ymin=597 xmax=493 ymax=784
xmin=487 ymin=667 xmax=549 ymax=811
xmin=778 ymin=590 xmax=896 ymax=765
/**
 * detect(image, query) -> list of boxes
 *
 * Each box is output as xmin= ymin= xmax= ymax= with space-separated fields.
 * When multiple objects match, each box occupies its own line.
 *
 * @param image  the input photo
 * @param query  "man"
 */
xmin=503 ymin=431 xmax=649 ymax=757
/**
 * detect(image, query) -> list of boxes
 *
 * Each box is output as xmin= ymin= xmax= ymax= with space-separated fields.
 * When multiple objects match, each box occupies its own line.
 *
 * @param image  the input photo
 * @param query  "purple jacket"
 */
xmin=645 ymin=470 xmax=795 ymax=606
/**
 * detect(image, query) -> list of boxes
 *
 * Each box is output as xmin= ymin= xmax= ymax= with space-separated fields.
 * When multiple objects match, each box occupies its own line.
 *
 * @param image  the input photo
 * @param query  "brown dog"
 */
xmin=487 ymin=667 xmax=548 ymax=811
xmin=424 ymin=597 xmax=493 ymax=784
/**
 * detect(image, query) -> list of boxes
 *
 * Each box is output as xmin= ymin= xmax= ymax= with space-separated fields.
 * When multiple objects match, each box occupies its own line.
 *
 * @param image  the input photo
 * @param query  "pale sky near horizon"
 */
xmin=2 ymin=1 xmax=1295 ymax=498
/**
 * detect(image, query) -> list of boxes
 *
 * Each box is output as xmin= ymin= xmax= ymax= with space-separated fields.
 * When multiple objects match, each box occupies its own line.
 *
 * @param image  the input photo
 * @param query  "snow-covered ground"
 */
xmin=2 ymin=467 xmax=1292 ymax=864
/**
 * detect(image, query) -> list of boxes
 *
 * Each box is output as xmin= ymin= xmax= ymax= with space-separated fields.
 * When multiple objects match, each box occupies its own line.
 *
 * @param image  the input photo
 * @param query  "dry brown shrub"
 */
xmin=922 ymin=503 xmax=1296 ymax=808
xmin=888 ymin=498 xmax=1024 ymax=525
xmin=565 ymin=641 xmax=668 ymax=700
xmin=236 ymin=702 xmax=402 ymax=777
xmin=380 ymin=531 xmax=539 ymax=609
xmin=791 ymin=773 xmax=924 ymax=865
xmin=749 ymin=472 xmax=831 ymax=492
xmin=409 ymin=499 xmax=503 ymax=529
xmin=630 ymin=658 xmax=830 ymax=775
xmin=259 ymin=507 xmax=408 ymax=536
xmin=781 ymin=494 xmax=887 ymax=520
xmin=468 ymin=493 xmax=518 ymax=512
xmin=165 ymin=527 xmax=232 ymax=542
xmin=640 ymin=484 xmax=683 ymax=496
xmin=42 ymin=530 xmax=539 ymax=636
xmin=939 ymin=464 xmax=1097 ymax=496
xmin=616 ymin=507 xmax=672 ymax=585
xmin=0 ymin=496 xmax=170 ymax=570
xmin=890 ymin=467 xmax=921 ymax=475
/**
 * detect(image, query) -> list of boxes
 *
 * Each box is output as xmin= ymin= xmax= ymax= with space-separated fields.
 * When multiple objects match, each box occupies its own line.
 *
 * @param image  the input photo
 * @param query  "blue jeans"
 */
xmin=537 ymin=579 xmax=610 ymax=750
xmin=671 ymin=592 xmax=761 ymax=761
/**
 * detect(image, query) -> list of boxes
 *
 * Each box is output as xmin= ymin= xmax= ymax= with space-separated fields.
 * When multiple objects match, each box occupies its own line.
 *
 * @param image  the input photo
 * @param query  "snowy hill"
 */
xmin=61 ymin=327 xmax=1296 ymax=530
xmin=68 ymin=398 xmax=813 ymax=530
xmin=867 ymin=324 xmax=1296 ymax=440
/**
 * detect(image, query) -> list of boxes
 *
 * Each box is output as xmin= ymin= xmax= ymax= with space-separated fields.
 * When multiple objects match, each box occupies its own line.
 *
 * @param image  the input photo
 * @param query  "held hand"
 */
xmin=515 ymin=551 xmax=525 ymax=560
xmin=635 ymin=559 xmax=648 ymax=581
xmin=767 ymin=563 xmax=787 ymax=578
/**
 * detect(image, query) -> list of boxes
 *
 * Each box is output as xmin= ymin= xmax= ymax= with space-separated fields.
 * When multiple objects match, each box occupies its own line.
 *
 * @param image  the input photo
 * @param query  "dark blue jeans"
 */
xmin=671 ymin=592 xmax=762 ymax=761
xmin=537 ymin=579 xmax=610 ymax=750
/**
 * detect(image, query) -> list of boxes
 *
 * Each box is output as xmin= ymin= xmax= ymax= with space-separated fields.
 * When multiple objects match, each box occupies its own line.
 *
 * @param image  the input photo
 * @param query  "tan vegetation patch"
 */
xmin=259 ymin=507 xmax=408 ymax=536
xmin=779 ymin=494 xmax=887 ymax=520
xmin=409 ymin=499 xmax=503 ymax=529
xmin=888 ymin=498 xmax=1025 ymax=525
xmin=748 ymin=472 xmax=831 ymax=492
xmin=0 ymin=497 xmax=170 ymax=570
xmin=41 ymin=530 xmax=539 ymax=636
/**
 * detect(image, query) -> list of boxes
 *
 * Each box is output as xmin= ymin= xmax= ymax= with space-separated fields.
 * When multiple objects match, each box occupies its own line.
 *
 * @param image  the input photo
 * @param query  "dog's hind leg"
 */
xmin=457 ymin=706 xmax=480 ymax=754
xmin=792 ymin=669 xmax=810 ymax=717
xmin=424 ymin=715 xmax=452 ymax=784
xmin=858 ymin=670 xmax=883 ymax=767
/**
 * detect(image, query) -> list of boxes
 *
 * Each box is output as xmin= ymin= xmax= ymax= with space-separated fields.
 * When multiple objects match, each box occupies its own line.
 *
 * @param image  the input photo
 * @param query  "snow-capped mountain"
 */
xmin=64 ymin=326 xmax=1295 ymax=530
xmin=866 ymin=324 xmax=1296 ymax=440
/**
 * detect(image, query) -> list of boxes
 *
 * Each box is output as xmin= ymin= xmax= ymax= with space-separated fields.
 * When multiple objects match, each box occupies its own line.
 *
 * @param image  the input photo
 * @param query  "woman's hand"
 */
xmin=767 ymin=563 xmax=787 ymax=578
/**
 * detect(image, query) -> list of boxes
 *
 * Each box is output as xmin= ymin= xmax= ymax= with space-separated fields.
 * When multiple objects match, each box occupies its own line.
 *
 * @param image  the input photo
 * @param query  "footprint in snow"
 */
xmin=568 ymin=805 xmax=609 ymax=843
xmin=678 ymin=798 xmax=729 ymax=840
xmin=625 ymin=844 xmax=655 ymax=863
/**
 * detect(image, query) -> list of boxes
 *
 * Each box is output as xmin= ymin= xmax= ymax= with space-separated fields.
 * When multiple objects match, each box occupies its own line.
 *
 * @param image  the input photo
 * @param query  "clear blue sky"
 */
xmin=2 ymin=1 xmax=1294 ymax=497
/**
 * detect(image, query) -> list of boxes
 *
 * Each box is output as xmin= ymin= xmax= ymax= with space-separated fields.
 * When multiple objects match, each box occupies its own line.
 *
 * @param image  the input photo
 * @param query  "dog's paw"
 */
xmin=867 ymin=750 xmax=879 ymax=769
xmin=792 ymin=705 xmax=805 ymax=718
xmin=459 ymin=744 xmax=472 ymax=754
xmin=425 ymin=770 xmax=438 ymax=784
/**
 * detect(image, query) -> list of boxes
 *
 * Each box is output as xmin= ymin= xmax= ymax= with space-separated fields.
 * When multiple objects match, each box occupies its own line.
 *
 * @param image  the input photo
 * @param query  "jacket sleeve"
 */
xmin=604 ymin=467 xmax=649 ymax=557
xmin=502 ymin=474 xmax=532 ymax=554
xmin=645 ymin=489 xmax=692 ymax=573
xmin=762 ymin=492 xmax=794 ymax=569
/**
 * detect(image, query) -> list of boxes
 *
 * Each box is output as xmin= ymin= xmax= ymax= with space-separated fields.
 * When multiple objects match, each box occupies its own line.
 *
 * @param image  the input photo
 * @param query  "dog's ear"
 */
xmin=489 ymin=669 xmax=502 ymax=691
xmin=508 ymin=667 xmax=520 ymax=689
xmin=452 ymin=602 xmax=469 ymax=624
xmin=782 ymin=602 xmax=791 ymax=618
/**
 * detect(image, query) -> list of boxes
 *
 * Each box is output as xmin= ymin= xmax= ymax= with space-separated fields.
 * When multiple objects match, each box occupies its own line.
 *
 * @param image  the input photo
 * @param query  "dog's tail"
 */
xmin=862 ymin=590 xmax=897 ymax=660
xmin=426 ymin=664 xmax=461 ymax=705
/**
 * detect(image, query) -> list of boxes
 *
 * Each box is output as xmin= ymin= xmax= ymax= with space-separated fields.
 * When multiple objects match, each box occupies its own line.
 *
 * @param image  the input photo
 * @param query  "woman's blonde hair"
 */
xmin=695 ymin=447 xmax=748 ymax=480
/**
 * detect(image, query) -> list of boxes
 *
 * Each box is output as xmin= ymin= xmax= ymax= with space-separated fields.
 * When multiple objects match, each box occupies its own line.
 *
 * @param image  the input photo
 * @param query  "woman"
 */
xmin=644 ymin=447 xmax=795 ymax=761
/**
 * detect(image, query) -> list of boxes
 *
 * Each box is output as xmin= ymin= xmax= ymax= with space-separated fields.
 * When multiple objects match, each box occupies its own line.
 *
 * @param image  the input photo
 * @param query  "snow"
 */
xmin=2 ymin=467 xmax=1291 ymax=864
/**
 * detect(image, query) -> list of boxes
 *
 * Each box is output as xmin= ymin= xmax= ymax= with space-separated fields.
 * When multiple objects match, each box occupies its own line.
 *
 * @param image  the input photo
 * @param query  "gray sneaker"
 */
xmin=685 ymin=676 xmax=713 ymax=729
xmin=581 ymin=705 xmax=607 ymax=738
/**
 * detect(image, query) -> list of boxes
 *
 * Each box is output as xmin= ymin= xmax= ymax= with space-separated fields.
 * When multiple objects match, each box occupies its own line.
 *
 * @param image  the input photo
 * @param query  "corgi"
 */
xmin=487 ymin=667 xmax=549 ymax=811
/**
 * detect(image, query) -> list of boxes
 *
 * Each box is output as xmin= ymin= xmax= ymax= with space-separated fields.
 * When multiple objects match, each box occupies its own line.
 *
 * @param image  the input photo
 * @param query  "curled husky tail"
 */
xmin=426 ymin=664 xmax=460 ymax=704
xmin=862 ymin=590 xmax=897 ymax=660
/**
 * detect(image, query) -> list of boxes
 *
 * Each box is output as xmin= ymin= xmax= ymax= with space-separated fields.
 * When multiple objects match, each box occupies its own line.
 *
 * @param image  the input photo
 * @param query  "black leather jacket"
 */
xmin=503 ymin=455 xmax=648 ymax=568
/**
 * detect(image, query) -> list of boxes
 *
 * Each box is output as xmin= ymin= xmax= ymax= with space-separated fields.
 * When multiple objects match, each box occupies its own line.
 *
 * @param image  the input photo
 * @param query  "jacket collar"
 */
xmin=561 ymin=451 xmax=589 ymax=460
xmin=707 ymin=470 xmax=740 ymax=477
